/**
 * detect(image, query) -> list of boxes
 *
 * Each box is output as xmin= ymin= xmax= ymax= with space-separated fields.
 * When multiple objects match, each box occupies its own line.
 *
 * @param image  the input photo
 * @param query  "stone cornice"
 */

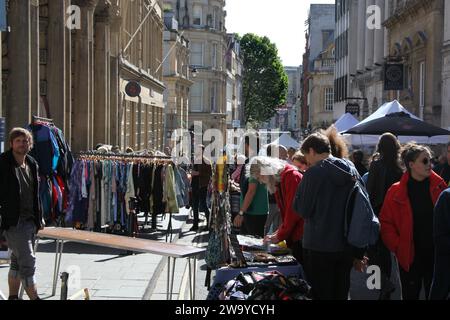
xmin=74 ymin=0 xmax=100 ymax=9
xmin=384 ymin=0 xmax=435 ymax=29
xmin=109 ymin=4 xmax=121 ymax=20
xmin=163 ymin=75 xmax=194 ymax=87
xmin=94 ymin=0 xmax=122 ymax=22
xmin=120 ymin=57 xmax=166 ymax=91
xmin=95 ymin=10 xmax=110 ymax=23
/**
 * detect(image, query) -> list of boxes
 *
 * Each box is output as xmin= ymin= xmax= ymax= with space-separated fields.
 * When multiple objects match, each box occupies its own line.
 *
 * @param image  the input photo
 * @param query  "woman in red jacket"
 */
xmin=248 ymin=156 xmax=304 ymax=264
xmin=380 ymin=143 xmax=447 ymax=300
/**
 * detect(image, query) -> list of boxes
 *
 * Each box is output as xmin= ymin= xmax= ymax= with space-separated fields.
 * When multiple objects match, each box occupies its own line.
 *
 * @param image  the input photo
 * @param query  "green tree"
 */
xmin=240 ymin=33 xmax=288 ymax=126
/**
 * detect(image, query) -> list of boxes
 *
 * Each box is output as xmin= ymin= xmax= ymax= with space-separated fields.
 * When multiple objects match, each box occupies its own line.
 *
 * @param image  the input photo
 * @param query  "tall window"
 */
xmin=211 ymin=43 xmax=217 ymax=69
xmin=190 ymin=82 xmax=203 ymax=112
xmin=190 ymin=42 xmax=203 ymax=66
xmin=193 ymin=6 xmax=202 ymax=25
xmin=419 ymin=61 xmax=425 ymax=114
xmin=405 ymin=65 xmax=412 ymax=93
xmin=213 ymin=8 xmax=218 ymax=30
xmin=210 ymin=82 xmax=218 ymax=113
xmin=322 ymin=30 xmax=333 ymax=49
xmin=325 ymin=87 xmax=334 ymax=111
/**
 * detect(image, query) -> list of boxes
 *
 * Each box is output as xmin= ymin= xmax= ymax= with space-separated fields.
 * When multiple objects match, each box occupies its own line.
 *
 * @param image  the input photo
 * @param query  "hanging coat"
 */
xmin=124 ymin=163 xmax=135 ymax=215
xmin=164 ymin=165 xmax=179 ymax=213
xmin=173 ymin=167 xmax=186 ymax=207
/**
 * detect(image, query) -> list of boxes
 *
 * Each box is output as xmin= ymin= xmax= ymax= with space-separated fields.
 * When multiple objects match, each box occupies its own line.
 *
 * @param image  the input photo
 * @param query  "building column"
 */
xmin=184 ymin=89 xmax=189 ymax=131
xmin=93 ymin=12 xmax=110 ymax=146
xmin=443 ymin=48 xmax=450 ymax=129
xmin=30 ymin=0 xmax=39 ymax=118
xmin=364 ymin=0 xmax=375 ymax=69
xmin=0 ymin=29 xmax=2 ymax=118
xmin=180 ymin=88 xmax=185 ymax=130
xmin=426 ymin=2 xmax=444 ymax=125
xmin=48 ymin=0 xmax=69 ymax=132
xmin=6 ymin=0 xmax=33 ymax=132
xmin=445 ymin=0 xmax=450 ymax=46
xmin=65 ymin=0 xmax=72 ymax=143
xmin=356 ymin=0 xmax=366 ymax=72
xmin=137 ymin=97 xmax=142 ymax=149
xmin=72 ymin=0 xmax=98 ymax=152
xmin=109 ymin=8 xmax=121 ymax=147
xmin=441 ymin=0 xmax=450 ymax=129
xmin=384 ymin=0 xmax=390 ymax=58
xmin=373 ymin=0 xmax=385 ymax=65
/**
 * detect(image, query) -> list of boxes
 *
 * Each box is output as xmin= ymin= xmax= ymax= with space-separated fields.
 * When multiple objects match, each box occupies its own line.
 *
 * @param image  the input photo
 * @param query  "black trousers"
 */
xmin=303 ymin=249 xmax=353 ymax=300
xmin=240 ymin=215 xmax=267 ymax=238
xmin=192 ymin=186 xmax=209 ymax=227
xmin=367 ymin=239 xmax=394 ymax=299
xmin=289 ymin=240 xmax=304 ymax=266
xmin=430 ymin=253 xmax=450 ymax=300
xmin=399 ymin=252 xmax=434 ymax=300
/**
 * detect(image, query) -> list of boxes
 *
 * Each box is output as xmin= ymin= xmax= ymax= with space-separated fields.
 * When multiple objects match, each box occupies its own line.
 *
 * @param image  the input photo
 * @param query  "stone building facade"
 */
xmin=163 ymin=0 xmax=228 ymax=137
xmin=384 ymin=0 xmax=445 ymax=126
xmin=225 ymin=33 xmax=243 ymax=130
xmin=301 ymin=4 xmax=335 ymax=132
xmin=2 ymin=0 xmax=166 ymax=152
xmin=162 ymin=11 xmax=193 ymax=149
xmin=334 ymin=0 xmax=357 ymax=120
xmin=284 ymin=66 xmax=302 ymax=134
xmin=443 ymin=0 xmax=450 ymax=129
xmin=348 ymin=0 xmax=388 ymax=120
xmin=335 ymin=0 xmax=449 ymax=129
xmin=118 ymin=0 xmax=165 ymax=152
xmin=309 ymin=43 xmax=335 ymax=129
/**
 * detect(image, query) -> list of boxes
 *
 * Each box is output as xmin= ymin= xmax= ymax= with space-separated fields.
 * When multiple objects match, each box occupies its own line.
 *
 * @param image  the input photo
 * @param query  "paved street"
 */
xmin=0 ymin=208 xmax=211 ymax=300
xmin=149 ymin=217 xmax=211 ymax=301
xmin=1 ymin=0 xmax=449 ymax=306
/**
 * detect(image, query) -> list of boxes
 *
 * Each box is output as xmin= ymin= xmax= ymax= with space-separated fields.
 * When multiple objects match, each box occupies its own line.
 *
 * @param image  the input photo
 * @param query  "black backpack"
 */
xmin=344 ymin=174 xmax=380 ymax=249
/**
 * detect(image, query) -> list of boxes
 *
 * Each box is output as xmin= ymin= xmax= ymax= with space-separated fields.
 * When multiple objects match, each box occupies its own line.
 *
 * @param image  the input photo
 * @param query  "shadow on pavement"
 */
xmin=36 ymin=241 xmax=132 ymax=256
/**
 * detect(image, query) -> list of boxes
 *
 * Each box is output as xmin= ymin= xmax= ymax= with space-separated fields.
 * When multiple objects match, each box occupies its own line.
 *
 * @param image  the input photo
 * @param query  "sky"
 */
xmin=225 ymin=0 xmax=335 ymax=67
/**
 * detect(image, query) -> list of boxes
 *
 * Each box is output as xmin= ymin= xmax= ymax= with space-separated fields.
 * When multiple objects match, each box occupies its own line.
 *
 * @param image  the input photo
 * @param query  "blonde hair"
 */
xmin=247 ymin=156 xmax=286 ymax=194
xmin=322 ymin=125 xmax=349 ymax=159
xmin=292 ymin=151 xmax=307 ymax=164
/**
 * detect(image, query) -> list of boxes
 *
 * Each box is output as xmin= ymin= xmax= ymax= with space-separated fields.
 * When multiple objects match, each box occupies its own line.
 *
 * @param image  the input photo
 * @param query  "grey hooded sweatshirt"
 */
xmin=293 ymin=156 xmax=360 ymax=253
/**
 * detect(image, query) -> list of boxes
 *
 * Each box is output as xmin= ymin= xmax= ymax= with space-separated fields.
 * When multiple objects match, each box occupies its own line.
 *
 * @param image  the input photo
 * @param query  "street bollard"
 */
xmin=68 ymin=288 xmax=90 ymax=300
xmin=60 ymin=272 xmax=69 ymax=300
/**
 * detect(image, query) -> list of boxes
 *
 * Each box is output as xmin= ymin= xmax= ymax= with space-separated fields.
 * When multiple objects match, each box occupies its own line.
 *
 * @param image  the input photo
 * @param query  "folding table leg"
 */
xmin=52 ymin=240 xmax=64 ymax=297
xmin=51 ymin=240 xmax=60 ymax=296
xmin=165 ymin=213 xmax=173 ymax=243
xmin=188 ymin=258 xmax=193 ymax=300
xmin=169 ymin=258 xmax=177 ymax=300
xmin=166 ymin=257 xmax=171 ymax=300
xmin=193 ymin=257 xmax=197 ymax=300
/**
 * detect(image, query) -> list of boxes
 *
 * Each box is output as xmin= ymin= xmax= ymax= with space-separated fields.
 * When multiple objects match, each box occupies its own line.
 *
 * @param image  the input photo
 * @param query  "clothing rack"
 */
xmin=32 ymin=115 xmax=54 ymax=125
xmin=73 ymin=151 xmax=179 ymax=242
xmin=75 ymin=151 xmax=172 ymax=161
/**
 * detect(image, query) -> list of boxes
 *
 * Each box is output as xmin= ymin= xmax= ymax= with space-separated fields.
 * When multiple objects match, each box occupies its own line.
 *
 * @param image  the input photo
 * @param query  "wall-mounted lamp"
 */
xmin=189 ymin=65 xmax=211 ymax=78
xmin=191 ymin=67 xmax=198 ymax=78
